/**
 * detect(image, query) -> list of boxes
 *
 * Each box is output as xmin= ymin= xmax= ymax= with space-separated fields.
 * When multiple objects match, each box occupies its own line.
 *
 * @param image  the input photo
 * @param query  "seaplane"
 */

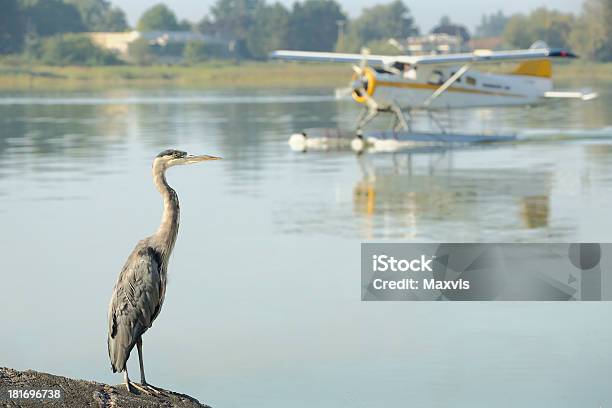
xmin=270 ymin=41 xmax=597 ymax=152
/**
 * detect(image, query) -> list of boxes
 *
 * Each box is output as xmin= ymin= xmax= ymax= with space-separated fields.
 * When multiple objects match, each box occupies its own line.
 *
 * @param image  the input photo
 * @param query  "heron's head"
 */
xmin=153 ymin=149 xmax=221 ymax=170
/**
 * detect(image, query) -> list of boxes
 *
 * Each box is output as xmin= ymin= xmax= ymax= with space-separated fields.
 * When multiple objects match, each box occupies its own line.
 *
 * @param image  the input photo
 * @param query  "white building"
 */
xmin=405 ymin=33 xmax=466 ymax=55
xmin=89 ymin=31 xmax=231 ymax=58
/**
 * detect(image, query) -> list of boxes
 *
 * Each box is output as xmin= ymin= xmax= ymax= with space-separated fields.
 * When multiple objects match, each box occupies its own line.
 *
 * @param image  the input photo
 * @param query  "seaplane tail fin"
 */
xmin=512 ymin=59 xmax=552 ymax=78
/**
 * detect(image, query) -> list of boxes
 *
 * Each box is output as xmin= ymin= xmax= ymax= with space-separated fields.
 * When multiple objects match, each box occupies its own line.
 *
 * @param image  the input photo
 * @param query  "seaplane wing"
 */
xmin=270 ymin=47 xmax=577 ymax=67
xmin=390 ymin=48 xmax=576 ymax=66
xmin=269 ymin=50 xmax=389 ymax=65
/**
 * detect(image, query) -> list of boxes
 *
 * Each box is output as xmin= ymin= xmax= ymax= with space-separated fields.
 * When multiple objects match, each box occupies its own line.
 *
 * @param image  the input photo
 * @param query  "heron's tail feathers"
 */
xmin=108 ymin=334 xmax=128 ymax=373
xmin=108 ymin=321 xmax=143 ymax=373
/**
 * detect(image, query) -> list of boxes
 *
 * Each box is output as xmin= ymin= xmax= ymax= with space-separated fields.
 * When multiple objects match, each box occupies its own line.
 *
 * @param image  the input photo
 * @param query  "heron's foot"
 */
xmin=125 ymin=380 xmax=137 ymax=394
xmin=126 ymin=381 xmax=155 ymax=395
xmin=141 ymin=382 xmax=166 ymax=396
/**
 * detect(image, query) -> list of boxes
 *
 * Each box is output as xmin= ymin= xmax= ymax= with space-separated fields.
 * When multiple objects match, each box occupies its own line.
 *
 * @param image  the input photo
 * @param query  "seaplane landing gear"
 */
xmin=352 ymin=103 xmax=412 ymax=152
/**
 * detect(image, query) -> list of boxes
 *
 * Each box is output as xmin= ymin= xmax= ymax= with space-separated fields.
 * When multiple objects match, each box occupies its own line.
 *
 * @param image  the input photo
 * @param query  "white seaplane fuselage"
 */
xmin=270 ymin=46 xmax=595 ymax=152
xmin=355 ymin=65 xmax=553 ymax=110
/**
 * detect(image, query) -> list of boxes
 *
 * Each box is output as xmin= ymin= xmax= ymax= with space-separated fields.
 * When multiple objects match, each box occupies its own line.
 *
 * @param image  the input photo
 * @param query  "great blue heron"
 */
xmin=107 ymin=149 xmax=221 ymax=394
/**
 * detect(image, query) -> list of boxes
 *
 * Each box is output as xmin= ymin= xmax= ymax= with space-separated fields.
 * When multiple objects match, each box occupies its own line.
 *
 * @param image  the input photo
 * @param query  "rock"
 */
xmin=0 ymin=367 xmax=210 ymax=407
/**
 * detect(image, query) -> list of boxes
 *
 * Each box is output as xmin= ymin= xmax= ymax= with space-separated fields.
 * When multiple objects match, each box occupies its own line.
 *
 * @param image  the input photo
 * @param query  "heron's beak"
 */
xmin=184 ymin=154 xmax=222 ymax=164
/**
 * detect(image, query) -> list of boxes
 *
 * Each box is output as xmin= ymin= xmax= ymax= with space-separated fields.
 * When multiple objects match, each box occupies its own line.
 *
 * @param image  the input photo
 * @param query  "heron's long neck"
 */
xmin=153 ymin=166 xmax=180 ymax=260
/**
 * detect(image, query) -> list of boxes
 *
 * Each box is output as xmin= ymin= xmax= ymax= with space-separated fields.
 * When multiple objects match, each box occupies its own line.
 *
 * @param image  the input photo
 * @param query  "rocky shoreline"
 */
xmin=0 ymin=367 xmax=210 ymax=407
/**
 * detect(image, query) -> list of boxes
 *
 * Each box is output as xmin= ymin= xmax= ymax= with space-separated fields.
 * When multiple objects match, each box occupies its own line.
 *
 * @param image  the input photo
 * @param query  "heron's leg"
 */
xmin=136 ymin=338 xmax=163 ymax=395
xmin=136 ymin=337 xmax=146 ymax=384
xmin=124 ymin=368 xmax=135 ymax=393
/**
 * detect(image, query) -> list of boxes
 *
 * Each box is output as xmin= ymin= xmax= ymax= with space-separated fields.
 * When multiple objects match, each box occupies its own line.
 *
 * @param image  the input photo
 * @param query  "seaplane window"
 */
xmin=466 ymin=76 xmax=476 ymax=86
xmin=428 ymin=70 xmax=444 ymax=85
xmin=374 ymin=67 xmax=392 ymax=74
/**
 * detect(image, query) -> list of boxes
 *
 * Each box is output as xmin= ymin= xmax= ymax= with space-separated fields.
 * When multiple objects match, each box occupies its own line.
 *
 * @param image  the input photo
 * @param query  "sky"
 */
xmin=112 ymin=0 xmax=583 ymax=32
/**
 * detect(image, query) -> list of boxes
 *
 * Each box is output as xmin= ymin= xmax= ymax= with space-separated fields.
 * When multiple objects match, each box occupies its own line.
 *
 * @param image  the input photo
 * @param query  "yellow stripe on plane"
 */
xmin=512 ymin=60 xmax=552 ymax=78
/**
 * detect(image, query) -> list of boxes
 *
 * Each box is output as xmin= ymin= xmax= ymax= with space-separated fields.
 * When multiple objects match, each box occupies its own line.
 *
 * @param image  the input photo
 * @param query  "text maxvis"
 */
xmin=372 ymin=278 xmax=470 ymax=290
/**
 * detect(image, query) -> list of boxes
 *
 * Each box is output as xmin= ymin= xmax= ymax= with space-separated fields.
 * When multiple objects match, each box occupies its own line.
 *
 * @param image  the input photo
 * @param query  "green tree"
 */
xmin=198 ymin=0 xmax=263 ymax=57
xmin=503 ymin=15 xmax=531 ymax=48
xmin=30 ymin=33 xmax=121 ymax=65
xmin=137 ymin=3 xmax=180 ymax=31
xmin=503 ymin=8 xmax=574 ymax=49
xmin=432 ymin=15 xmax=470 ymax=42
xmin=183 ymin=41 xmax=207 ymax=63
xmin=340 ymin=0 xmax=417 ymax=52
xmin=183 ymin=41 xmax=228 ymax=63
xmin=21 ymin=0 xmax=86 ymax=37
xmin=206 ymin=0 xmax=262 ymax=38
xmin=475 ymin=10 xmax=509 ymax=38
xmin=288 ymin=0 xmax=346 ymax=51
xmin=439 ymin=15 xmax=451 ymax=27
xmin=178 ymin=19 xmax=192 ymax=31
xmin=570 ymin=0 xmax=612 ymax=61
xmin=0 ymin=0 xmax=25 ymax=53
xmin=199 ymin=0 xmax=265 ymax=41
xmin=247 ymin=2 xmax=290 ymax=59
xmin=64 ymin=0 xmax=129 ymax=32
xmin=127 ymin=37 xmax=154 ymax=65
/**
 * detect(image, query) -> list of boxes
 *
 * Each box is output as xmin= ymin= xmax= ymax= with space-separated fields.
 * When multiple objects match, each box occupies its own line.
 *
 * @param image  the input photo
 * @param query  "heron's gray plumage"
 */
xmin=108 ymin=244 xmax=163 ymax=372
xmin=106 ymin=150 xmax=219 ymax=390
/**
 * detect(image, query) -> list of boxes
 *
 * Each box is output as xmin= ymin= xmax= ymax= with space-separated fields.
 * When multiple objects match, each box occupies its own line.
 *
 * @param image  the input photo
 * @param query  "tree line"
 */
xmin=0 ymin=0 xmax=609 ymax=65
xmin=477 ymin=1 xmax=611 ymax=62
xmin=142 ymin=0 xmax=420 ymax=59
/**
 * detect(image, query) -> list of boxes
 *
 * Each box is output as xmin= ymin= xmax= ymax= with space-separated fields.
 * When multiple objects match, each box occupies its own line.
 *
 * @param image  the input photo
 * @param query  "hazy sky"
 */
xmin=112 ymin=0 xmax=582 ymax=32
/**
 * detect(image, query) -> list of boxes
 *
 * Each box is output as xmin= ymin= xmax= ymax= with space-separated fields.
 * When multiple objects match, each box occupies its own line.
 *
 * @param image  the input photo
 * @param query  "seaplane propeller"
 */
xmin=351 ymin=47 xmax=369 ymax=74
xmin=336 ymin=48 xmax=376 ymax=102
xmin=350 ymin=48 xmax=377 ymax=109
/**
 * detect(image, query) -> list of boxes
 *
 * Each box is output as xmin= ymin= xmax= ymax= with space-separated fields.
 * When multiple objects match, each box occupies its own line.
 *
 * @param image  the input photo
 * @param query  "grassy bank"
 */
xmin=0 ymin=59 xmax=609 ymax=91
xmin=0 ymin=60 xmax=349 ymax=91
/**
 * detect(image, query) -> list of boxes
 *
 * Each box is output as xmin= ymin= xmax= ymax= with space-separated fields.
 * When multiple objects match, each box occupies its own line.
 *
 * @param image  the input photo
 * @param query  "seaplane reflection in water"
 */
xmin=271 ymin=41 xmax=597 ymax=153
xmin=351 ymin=148 xmax=555 ymax=240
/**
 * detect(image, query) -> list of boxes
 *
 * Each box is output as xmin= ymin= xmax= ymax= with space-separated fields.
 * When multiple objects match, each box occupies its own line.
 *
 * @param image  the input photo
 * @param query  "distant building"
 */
xmin=399 ymin=32 xmax=502 ymax=56
xmin=431 ymin=23 xmax=470 ymax=43
xmin=469 ymin=36 xmax=504 ymax=51
xmin=89 ymin=30 xmax=232 ymax=60
xmin=404 ymin=33 xmax=466 ymax=55
xmin=89 ymin=31 xmax=140 ymax=56
xmin=139 ymin=31 xmax=226 ymax=47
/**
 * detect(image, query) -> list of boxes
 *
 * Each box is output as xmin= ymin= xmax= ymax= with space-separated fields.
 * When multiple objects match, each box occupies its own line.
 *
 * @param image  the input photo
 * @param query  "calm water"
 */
xmin=0 ymin=82 xmax=611 ymax=407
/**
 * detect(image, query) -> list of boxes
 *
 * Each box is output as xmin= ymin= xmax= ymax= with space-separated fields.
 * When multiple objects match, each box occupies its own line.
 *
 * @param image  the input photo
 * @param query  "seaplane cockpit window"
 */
xmin=466 ymin=76 xmax=477 ymax=86
xmin=428 ymin=70 xmax=444 ymax=85
xmin=391 ymin=62 xmax=405 ymax=71
xmin=374 ymin=67 xmax=395 ymax=74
